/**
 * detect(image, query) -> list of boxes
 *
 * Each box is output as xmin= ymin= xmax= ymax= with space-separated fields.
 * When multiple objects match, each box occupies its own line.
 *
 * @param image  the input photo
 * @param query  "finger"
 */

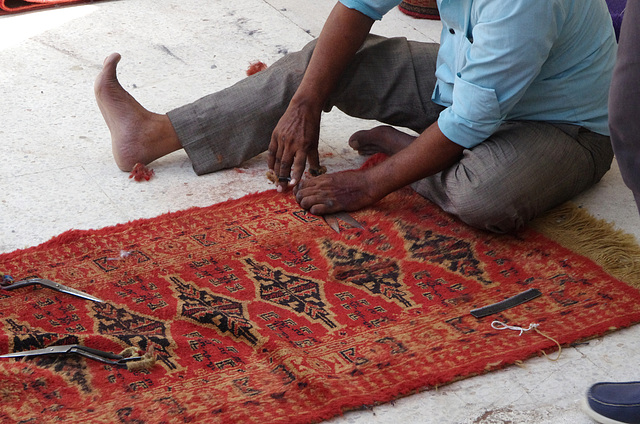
xmin=267 ymin=134 xmax=278 ymax=170
xmin=294 ymin=177 xmax=319 ymax=202
xmin=295 ymin=191 xmax=322 ymax=210
xmin=309 ymin=199 xmax=337 ymax=216
xmin=293 ymin=175 xmax=311 ymax=193
xmin=290 ymin=152 xmax=308 ymax=187
xmin=297 ymin=191 xmax=337 ymax=212
xmin=277 ymin=151 xmax=294 ymax=192
xmin=292 ymin=175 xmax=312 ymax=196
xmin=270 ymin=133 xmax=287 ymax=190
xmin=307 ymin=149 xmax=321 ymax=175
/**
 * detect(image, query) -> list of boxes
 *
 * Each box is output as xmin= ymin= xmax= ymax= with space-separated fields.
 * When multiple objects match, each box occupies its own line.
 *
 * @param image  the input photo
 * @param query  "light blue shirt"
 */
xmin=339 ymin=0 xmax=617 ymax=148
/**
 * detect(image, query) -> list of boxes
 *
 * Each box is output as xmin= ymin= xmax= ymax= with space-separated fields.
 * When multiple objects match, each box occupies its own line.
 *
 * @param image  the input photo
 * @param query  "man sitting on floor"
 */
xmin=95 ymin=0 xmax=616 ymax=233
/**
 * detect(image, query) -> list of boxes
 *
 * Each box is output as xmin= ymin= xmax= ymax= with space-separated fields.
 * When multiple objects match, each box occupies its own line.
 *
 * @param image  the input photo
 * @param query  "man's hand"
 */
xmin=294 ymin=121 xmax=465 ymax=215
xmin=266 ymin=2 xmax=374 ymax=192
xmin=268 ymin=101 xmax=322 ymax=192
xmin=293 ymin=169 xmax=382 ymax=215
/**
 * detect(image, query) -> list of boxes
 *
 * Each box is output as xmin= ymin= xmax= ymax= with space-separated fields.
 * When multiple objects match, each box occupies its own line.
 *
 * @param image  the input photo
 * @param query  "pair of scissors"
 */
xmin=0 ymin=277 xmax=103 ymax=303
xmin=0 ymin=345 xmax=144 ymax=367
xmin=323 ymin=212 xmax=364 ymax=234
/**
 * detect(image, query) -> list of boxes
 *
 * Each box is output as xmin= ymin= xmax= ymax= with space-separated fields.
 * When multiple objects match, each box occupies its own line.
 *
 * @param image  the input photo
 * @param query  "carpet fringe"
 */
xmin=530 ymin=202 xmax=640 ymax=287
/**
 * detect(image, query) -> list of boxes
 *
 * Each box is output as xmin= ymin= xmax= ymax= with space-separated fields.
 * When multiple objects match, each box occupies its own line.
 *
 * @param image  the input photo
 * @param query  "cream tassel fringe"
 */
xmin=530 ymin=202 xmax=640 ymax=287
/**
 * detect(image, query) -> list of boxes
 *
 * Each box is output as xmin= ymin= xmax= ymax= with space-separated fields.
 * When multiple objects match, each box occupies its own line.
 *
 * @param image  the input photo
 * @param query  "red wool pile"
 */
xmin=246 ymin=61 xmax=268 ymax=76
xmin=129 ymin=163 xmax=154 ymax=182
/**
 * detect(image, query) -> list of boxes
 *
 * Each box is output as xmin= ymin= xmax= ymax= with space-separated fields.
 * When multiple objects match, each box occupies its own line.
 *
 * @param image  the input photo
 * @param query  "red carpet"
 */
xmin=1 ymin=186 xmax=639 ymax=423
xmin=1 ymin=0 xmax=93 ymax=14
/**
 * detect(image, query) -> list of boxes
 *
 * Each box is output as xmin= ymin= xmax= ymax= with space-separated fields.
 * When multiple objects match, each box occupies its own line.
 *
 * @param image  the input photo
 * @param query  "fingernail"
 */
xmin=289 ymin=179 xmax=296 ymax=186
xmin=277 ymin=185 xmax=283 ymax=193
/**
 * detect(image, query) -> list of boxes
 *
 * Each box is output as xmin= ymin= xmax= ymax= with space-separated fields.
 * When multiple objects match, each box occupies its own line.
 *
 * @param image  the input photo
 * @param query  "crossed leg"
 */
xmin=348 ymin=126 xmax=416 ymax=156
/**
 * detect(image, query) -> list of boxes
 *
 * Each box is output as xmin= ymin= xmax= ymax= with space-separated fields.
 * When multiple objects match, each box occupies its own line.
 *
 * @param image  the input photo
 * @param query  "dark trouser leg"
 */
xmin=609 ymin=0 xmax=640 ymax=213
xmin=411 ymin=122 xmax=613 ymax=233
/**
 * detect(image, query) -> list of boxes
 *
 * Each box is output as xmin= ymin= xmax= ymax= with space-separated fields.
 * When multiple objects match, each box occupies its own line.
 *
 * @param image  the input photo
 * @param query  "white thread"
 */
xmin=491 ymin=321 xmax=539 ymax=336
xmin=491 ymin=321 xmax=563 ymax=361
xmin=107 ymin=250 xmax=132 ymax=261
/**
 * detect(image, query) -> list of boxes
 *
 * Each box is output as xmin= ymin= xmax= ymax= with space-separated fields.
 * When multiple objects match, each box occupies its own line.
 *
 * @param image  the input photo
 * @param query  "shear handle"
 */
xmin=0 ymin=278 xmax=64 ymax=290
xmin=0 ymin=278 xmax=104 ymax=303
xmin=71 ymin=346 xmax=124 ymax=361
xmin=0 ymin=277 xmax=38 ymax=289
xmin=70 ymin=346 xmax=143 ymax=366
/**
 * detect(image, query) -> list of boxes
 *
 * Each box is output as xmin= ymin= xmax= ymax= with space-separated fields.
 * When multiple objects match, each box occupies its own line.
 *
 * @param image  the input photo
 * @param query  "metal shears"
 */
xmin=0 ymin=277 xmax=103 ymax=303
xmin=323 ymin=212 xmax=364 ymax=234
xmin=0 ymin=344 xmax=144 ymax=367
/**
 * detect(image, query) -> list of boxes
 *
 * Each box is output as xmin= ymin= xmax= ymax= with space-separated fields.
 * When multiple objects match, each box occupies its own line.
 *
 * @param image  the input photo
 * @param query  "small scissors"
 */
xmin=0 ymin=345 xmax=144 ymax=367
xmin=0 ymin=277 xmax=103 ymax=303
xmin=323 ymin=212 xmax=364 ymax=234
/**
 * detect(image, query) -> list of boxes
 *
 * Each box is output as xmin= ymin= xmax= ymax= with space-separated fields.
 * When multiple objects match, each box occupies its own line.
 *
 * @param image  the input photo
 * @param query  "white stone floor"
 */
xmin=1 ymin=1 xmax=639 ymax=423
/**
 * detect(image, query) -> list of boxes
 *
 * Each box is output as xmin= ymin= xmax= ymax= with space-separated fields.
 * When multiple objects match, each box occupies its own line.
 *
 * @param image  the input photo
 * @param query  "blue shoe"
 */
xmin=584 ymin=382 xmax=640 ymax=424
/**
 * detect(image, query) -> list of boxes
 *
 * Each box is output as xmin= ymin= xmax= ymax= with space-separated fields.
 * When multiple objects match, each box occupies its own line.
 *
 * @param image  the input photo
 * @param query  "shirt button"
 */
xmin=449 ymin=28 xmax=455 ymax=34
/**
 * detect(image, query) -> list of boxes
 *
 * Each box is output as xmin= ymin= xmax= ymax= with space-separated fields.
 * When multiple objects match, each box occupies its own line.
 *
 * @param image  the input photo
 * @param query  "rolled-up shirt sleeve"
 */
xmin=339 ymin=0 xmax=401 ymax=20
xmin=437 ymin=0 xmax=564 ymax=148
xmin=438 ymin=76 xmax=501 ymax=148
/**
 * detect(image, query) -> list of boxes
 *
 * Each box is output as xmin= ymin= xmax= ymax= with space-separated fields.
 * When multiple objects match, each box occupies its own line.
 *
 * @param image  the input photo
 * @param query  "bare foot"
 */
xmin=94 ymin=53 xmax=181 ymax=171
xmin=348 ymin=125 xmax=415 ymax=156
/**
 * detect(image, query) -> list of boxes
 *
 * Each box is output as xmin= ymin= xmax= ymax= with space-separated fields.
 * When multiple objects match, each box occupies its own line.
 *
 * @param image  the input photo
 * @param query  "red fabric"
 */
xmin=398 ymin=0 xmax=440 ymax=20
xmin=1 ymin=188 xmax=639 ymax=423
xmin=0 ymin=0 xmax=94 ymax=15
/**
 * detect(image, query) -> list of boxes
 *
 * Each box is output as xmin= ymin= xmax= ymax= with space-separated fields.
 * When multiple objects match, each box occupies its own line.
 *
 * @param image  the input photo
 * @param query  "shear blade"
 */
xmin=324 ymin=215 xmax=341 ymax=233
xmin=332 ymin=212 xmax=364 ymax=229
xmin=3 ymin=278 xmax=104 ymax=303
xmin=55 ymin=284 xmax=104 ymax=303
xmin=323 ymin=212 xmax=363 ymax=233
xmin=0 ymin=344 xmax=142 ymax=367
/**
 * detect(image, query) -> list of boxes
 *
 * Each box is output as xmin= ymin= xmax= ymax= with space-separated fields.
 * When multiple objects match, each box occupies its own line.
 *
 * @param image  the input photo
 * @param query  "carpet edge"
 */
xmin=530 ymin=202 xmax=640 ymax=287
xmin=0 ymin=189 xmax=279 ymax=264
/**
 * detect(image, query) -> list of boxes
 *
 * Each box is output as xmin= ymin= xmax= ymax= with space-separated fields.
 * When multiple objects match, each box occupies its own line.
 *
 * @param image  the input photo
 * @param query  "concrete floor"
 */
xmin=1 ymin=1 xmax=639 ymax=423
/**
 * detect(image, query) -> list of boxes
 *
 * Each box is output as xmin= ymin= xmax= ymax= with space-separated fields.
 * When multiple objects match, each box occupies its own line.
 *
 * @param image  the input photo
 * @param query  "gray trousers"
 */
xmin=609 ymin=0 xmax=640 ymax=213
xmin=168 ymin=35 xmax=613 ymax=233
